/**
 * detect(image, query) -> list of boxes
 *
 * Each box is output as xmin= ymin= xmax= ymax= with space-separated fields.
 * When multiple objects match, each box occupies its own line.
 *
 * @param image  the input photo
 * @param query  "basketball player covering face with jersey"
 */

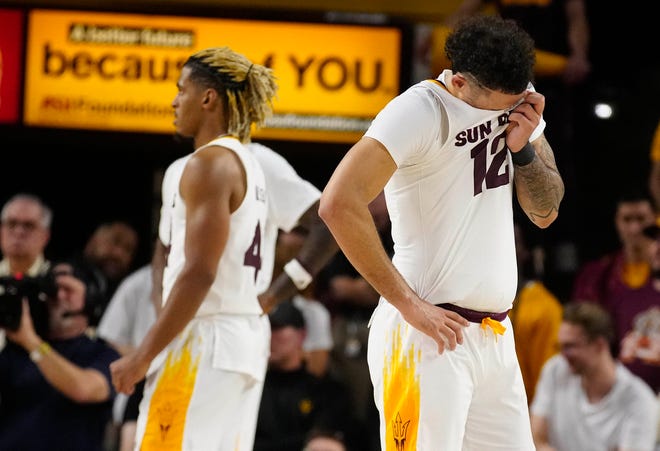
xmin=320 ymin=16 xmax=564 ymax=450
xmin=110 ymin=47 xmax=277 ymax=451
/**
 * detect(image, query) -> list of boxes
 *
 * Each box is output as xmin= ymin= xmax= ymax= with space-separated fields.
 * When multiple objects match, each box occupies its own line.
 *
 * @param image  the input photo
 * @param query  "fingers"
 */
xmin=523 ymin=91 xmax=544 ymax=111
xmin=122 ymin=385 xmax=135 ymax=396
xmin=56 ymin=274 xmax=85 ymax=291
xmin=113 ymin=381 xmax=134 ymax=395
xmin=510 ymin=92 xmax=543 ymax=127
xmin=507 ymin=103 xmax=540 ymax=149
xmin=445 ymin=310 xmax=470 ymax=327
xmin=22 ymin=298 xmax=31 ymax=314
xmin=57 ymin=275 xmax=86 ymax=301
xmin=112 ymin=376 xmax=135 ymax=395
xmin=511 ymin=103 xmax=540 ymax=126
xmin=432 ymin=311 xmax=470 ymax=353
xmin=408 ymin=302 xmax=472 ymax=354
xmin=436 ymin=339 xmax=446 ymax=355
xmin=439 ymin=326 xmax=456 ymax=352
xmin=619 ymin=336 xmax=636 ymax=363
xmin=444 ymin=311 xmax=469 ymax=344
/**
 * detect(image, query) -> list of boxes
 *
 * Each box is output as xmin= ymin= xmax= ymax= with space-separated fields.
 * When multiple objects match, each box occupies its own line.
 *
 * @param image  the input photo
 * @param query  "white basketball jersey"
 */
xmin=365 ymin=70 xmax=544 ymax=312
xmin=159 ymin=136 xmax=268 ymax=315
xmin=248 ymin=142 xmax=321 ymax=295
xmin=158 ymin=156 xmax=187 ymax=249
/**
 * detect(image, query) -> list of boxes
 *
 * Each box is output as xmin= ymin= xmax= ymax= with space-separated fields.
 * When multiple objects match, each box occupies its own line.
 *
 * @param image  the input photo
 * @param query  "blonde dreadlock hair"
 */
xmin=184 ymin=47 xmax=278 ymax=143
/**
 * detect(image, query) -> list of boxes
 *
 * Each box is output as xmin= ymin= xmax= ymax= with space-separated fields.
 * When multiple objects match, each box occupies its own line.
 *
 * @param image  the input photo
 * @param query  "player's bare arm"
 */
xmin=293 ymin=199 xmax=340 ymax=278
xmin=259 ymin=199 xmax=339 ymax=313
xmin=514 ymin=135 xmax=564 ymax=228
xmin=319 ymin=137 xmax=469 ymax=353
xmin=507 ymin=91 xmax=564 ymax=228
xmin=111 ymin=146 xmax=239 ymax=394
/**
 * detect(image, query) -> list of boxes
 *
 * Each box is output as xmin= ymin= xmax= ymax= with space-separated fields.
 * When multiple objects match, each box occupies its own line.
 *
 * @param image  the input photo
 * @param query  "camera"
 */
xmin=0 ymin=273 xmax=57 ymax=336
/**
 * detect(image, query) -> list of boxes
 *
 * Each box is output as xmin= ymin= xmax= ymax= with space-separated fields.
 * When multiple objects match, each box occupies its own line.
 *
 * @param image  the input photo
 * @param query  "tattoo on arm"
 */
xmin=514 ymin=137 xmax=565 ymax=224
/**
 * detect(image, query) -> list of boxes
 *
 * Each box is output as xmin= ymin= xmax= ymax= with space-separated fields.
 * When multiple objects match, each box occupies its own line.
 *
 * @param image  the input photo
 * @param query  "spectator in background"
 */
xmin=530 ymin=302 xmax=658 ymax=451
xmin=620 ymin=306 xmax=660 ymax=368
xmin=254 ymin=301 xmax=356 ymax=451
xmin=0 ymin=193 xmax=53 ymax=351
xmin=572 ymin=191 xmax=656 ymax=304
xmin=613 ymin=222 xmax=660 ymax=393
xmin=83 ymin=221 xmax=138 ymax=292
xmin=647 ymin=119 xmax=660 ymax=212
xmin=71 ymin=220 xmax=139 ymax=327
xmin=97 ymin=264 xmax=155 ymax=358
xmin=0 ymin=262 xmax=120 ymax=451
xmin=0 ymin=193 xmax=52 ymax=277
xmin=303 ymin=429 xmax=348 ymax=451
xmin=511 ymin=222 xmax=563 ymax=403
xmin=572 ymin=190 xmax=660 ymax=392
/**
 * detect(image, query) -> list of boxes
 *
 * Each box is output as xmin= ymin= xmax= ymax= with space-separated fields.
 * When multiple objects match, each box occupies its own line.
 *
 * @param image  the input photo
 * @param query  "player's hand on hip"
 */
xmin=402 ymin=299 xmax=469 ymax=354
xmin=506 ymin=91 xmax=545 ymax=152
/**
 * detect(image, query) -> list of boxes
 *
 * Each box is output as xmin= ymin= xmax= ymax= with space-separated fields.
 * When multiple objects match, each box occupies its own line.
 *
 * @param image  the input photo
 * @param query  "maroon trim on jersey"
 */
xmin=436 ymin=303 xmax=509 ymax=323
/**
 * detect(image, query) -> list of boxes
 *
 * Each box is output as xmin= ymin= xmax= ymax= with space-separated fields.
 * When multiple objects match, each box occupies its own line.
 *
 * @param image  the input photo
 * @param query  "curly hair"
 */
xmin=445 ymin=15 xmax=535 ymax=94
xmin=184 ymin=47 xmax=278 ymax=143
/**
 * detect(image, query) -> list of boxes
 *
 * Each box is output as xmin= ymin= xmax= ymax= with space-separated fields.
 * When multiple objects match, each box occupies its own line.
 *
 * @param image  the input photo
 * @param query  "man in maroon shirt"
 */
xmin=572 ymin=192 xmax=659 ymax=392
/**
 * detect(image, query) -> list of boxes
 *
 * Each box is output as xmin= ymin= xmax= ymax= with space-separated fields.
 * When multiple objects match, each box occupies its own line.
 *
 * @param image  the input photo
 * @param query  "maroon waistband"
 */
xmin=436 ymin=303 xmax=509 ymax=323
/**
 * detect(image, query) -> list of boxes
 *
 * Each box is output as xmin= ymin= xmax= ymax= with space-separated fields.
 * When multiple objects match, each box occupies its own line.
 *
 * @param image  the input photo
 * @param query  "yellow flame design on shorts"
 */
xmin=141 ymin=332 xmax=201 ymax=450
xmin=383 ymin=323 xmax=420 ymax=451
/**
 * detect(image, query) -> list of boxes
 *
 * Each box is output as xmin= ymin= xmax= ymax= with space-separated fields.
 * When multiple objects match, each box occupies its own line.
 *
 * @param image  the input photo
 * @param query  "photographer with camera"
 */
xmin=0 ymin=261 xmax=120 ymax=451
xmin=0 ymin=193 xmax=53 ymax=352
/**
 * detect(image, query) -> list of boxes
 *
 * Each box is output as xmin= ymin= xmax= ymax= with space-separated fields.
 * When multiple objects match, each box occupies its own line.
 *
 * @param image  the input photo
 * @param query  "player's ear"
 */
xmin=452 ymin=72 xmax=468 ymax=89
xmin=202 ymin=88 xmax=217 ymax=106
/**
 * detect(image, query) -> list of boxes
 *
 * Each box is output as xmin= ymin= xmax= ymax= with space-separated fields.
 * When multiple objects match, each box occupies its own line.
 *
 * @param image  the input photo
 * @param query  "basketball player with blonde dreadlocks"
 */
xmin=110 ymin=46 xmax=277 ymax=451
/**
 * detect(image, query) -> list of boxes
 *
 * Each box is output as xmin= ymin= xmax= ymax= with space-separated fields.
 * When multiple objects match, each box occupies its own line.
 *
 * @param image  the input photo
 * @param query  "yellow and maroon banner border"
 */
xmin=0 ymin=9 xmax=24 ymax=123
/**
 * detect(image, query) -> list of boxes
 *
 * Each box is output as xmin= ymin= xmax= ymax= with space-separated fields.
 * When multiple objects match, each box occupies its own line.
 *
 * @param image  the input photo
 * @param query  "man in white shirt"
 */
xmin=531 ymin=302 xmax=658 ymax=451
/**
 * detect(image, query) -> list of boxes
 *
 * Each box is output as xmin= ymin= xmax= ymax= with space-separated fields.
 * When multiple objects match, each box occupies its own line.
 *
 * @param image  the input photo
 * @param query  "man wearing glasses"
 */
xmin=0 ymin=193 xmax=52 ymax=351
xmin=0 ymin=193 xmax=52 ymax=278
xmin=531 ymin=302 xmax=658 ymax=451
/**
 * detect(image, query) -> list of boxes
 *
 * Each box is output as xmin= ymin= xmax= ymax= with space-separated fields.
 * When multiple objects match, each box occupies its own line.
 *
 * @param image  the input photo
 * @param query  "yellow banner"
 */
xmin=24 ymin=9 xmax=401 ymax=142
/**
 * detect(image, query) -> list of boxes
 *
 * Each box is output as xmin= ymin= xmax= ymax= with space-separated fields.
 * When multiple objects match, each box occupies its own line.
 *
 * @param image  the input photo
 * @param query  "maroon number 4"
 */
xmin=244 ymin=222 xmax=262 ymax=282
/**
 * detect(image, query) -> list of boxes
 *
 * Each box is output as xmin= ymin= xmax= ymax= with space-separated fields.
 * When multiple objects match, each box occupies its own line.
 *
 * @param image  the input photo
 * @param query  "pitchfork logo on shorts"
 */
xmin=392 ymin=412 xmax=410 ymax=450
xmin=157 ymin=402 xmax=176 ymax=441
